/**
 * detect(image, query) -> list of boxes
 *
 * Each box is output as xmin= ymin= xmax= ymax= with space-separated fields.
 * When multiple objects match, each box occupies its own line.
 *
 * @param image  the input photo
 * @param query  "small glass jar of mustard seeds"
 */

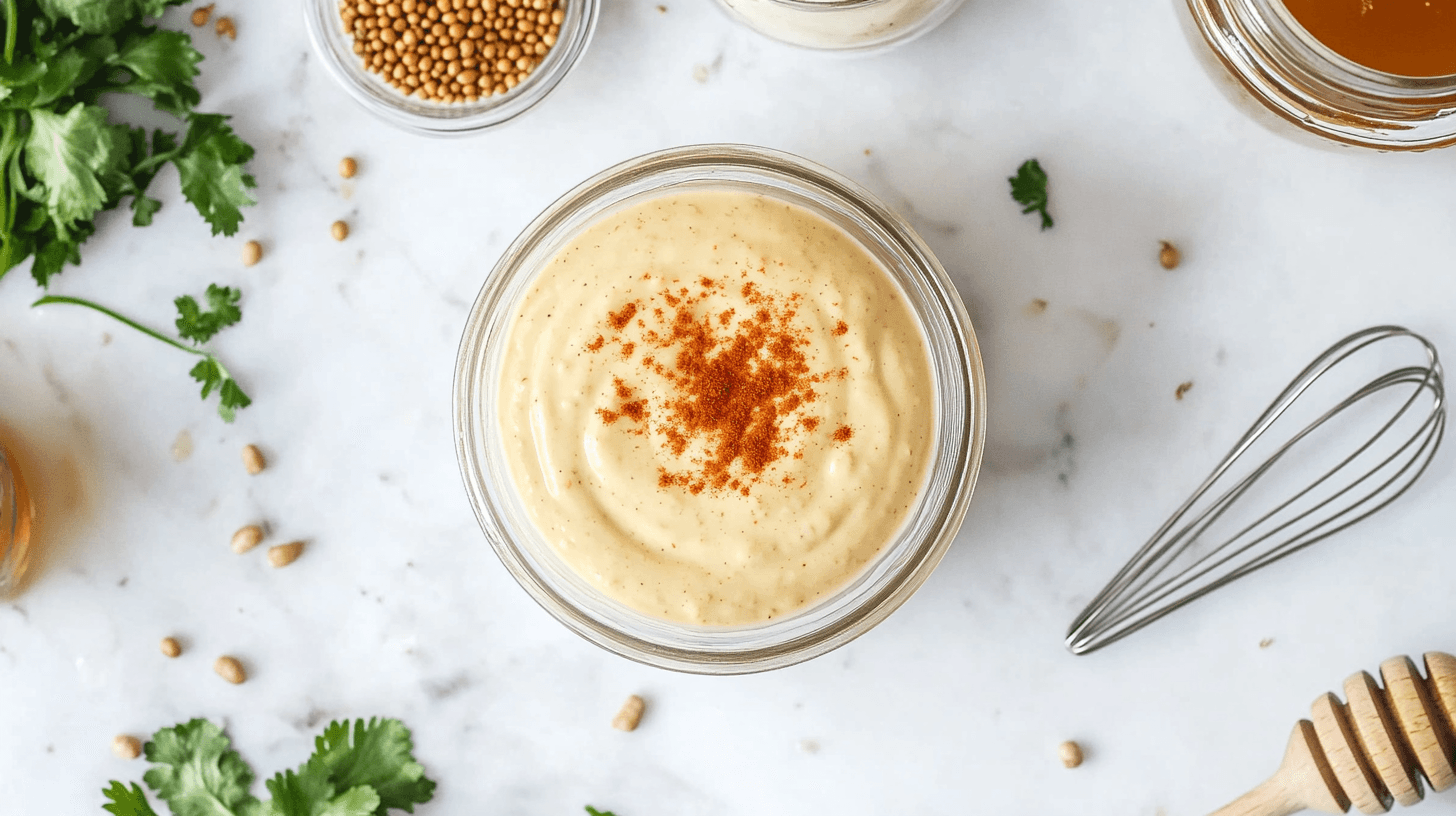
xmin=0 ymin=439 xmax=35 ymax=598
xmin=1177 ymin=0 xmax=1456 ymax=149
xmin=713 ymin=0 xmax=968 ymax=52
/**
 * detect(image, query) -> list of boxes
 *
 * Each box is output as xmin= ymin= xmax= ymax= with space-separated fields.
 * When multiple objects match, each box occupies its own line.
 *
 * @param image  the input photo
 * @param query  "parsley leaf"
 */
xmin=0 ymin=0 xmax=255 ymax=282
xmin=171 ymin=112 xmax=255 ymax=236
xmin=24 ymin=102 xmax=132 ymax=236
xmin=103 ymin=717 xmax=438 ymax=816
xmin=33 ymin=285 xmax=251 ymax=421
xmin=141 ymin=719 xmax=261 ymax=816
xmin=300 ymin=719 xmax=437 ymax=815
xmin=264 ymin=770 xmax=380 ymax=816
xmin=174 ymin=282 xmax=240 ymax=343
xmin=102 ymin=781 xmax=162 ymax=816
xmin=1008 ymin=158 xmax=1053 ymax=231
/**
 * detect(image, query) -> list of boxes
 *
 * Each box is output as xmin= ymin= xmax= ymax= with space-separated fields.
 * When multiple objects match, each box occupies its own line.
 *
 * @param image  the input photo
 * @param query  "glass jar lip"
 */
xmin=1186 ymin=0 xmax=1456 ymax=149
xmin=453 ymin=144 xmax=987 ymax=674
xmin=303 ymin=0 xmax=599 ymax=136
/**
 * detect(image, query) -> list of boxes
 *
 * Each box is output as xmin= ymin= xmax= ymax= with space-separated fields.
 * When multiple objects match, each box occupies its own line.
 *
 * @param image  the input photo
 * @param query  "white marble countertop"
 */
xmin=4 ymin=1 xmax=1456 ymax=814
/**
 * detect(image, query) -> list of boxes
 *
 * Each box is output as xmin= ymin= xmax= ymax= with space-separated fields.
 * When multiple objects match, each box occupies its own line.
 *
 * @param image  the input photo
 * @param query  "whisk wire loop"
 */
xmin=1067 ymin=326 xmax=1446 ymax=655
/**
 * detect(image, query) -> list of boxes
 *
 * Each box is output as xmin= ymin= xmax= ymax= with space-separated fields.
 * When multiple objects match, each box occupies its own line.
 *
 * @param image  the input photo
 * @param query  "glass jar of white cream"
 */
xmin=713 ymin=0 xmax=967 ymax=52
xmin=454 ymin=144 xmax=986 ymax=673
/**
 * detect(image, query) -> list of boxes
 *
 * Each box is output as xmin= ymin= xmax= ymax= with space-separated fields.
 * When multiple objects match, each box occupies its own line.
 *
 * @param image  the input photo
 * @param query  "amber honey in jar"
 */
xmin=1281 ymin=0 xmax=1456 ymax=78
xmin=0 ymin=438 xmax=35 ymax=597
xmin=1179 ymin=0 xmax=1456 ymax=148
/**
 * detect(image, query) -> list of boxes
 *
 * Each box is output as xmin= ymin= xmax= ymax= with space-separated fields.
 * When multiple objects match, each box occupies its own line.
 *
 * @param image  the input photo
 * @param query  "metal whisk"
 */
xmin=1066 ymin=326 xmax=1446 ymax=656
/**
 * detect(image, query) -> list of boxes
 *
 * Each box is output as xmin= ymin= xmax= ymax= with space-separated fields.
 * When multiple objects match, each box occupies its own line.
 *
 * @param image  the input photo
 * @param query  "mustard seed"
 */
xmin=112 ymin=735 xmax=143 ymax=760
xmin=1159 ymin=241 xmax=1181 ymax=270
xmin=160 ymin=636 xmax=182 ymax=658
xmin=231 ymin=524 xmax=264 ymax=554
xmin=191 ymin=3 xmax=214 ymax=26
xmin=339 ymin=156 xmax=359 ymax=178
xmin=1059 ymin=740 xmax=1084 ymax=768
xmin=241 ymin=444 xmax=266 ymax=475
xmin=612 ymin=694 xmax=646 ymax=731
xmin=214 ymin=655 xmax=246 ymax=684
xmin=267 ymin=541 xmax=305 ymax=568
xmin=215 ymin=15 xmax=236 ymax=39
xmin=331 ymin=220 xmax=350 ymax=241
xmin=337 ymin=0 xmax=560 ymax=103
xmin=241 ymin=240 xmax=263 ymax=267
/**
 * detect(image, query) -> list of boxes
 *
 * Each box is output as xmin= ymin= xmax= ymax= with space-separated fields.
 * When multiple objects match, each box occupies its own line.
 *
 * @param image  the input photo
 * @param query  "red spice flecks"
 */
xmin=587 ymin=335 xmax=605 ymax=351
xmin=833 ymin=320 xmax=848 ymax=336
xmin=607 ymin=302 xmax=638 ymax=330
xmin=592 ymin=273 xmax=849 ymax=495
xmin=832 ymin=425 xmax=853 ymax=442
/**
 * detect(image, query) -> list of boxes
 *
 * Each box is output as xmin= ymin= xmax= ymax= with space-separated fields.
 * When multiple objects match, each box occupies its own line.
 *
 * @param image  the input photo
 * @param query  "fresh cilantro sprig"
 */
xmin=0 ymin=0 xmax=257 ymax=286
xmin=104 ymin=718 xmax=437 ymax=816
xmin=585 ymin=807 xmax=619 ymax=816
xmin=33 ymin=284 xmax=251 ymax=421
xmin=1008 ymin=158 xmax=1053 ymax=231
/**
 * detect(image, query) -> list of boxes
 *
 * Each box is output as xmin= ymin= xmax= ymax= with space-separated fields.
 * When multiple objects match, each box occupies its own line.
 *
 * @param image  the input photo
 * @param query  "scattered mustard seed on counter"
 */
xmin=338 ymin=0 xmax=564 ymax=104
xmin=331 ymin=220 xmax=350 ymax=241
xmin=112 ymin=735 xmax=143 ymax=760
xmin=1159 ymin=241 xmax=1181 ymax=270
xmin=1058 ymin=740 xmax=1084 ymax=768
xmin=241 ymin=444 xmax=266 ymax=475
xmin=612 ymin=695 xmax=646 ymax=732
xmin=159 ymin=637 xmax=182 ymax=658
xmin=191 ymin=3 xmax=214 ymax=26
xmin=231 ymin=524 xmax=264 ymax=554
xmin=241 ymin=240 xmax=262 ymax=267
xmin=214 ymin=655 xmax=246 ymax=684
xmin=338 ymin=156 xmax=358 ymax=178
xmin=267 ymin=541 xmax=305 ymax=568
xmin=215 ymin=15 xmax=236 ymax=39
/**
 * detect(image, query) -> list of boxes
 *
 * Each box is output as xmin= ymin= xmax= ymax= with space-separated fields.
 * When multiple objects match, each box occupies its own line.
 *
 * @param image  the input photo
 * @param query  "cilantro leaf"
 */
xmin=174 ymin=282 xmax=241 ymax=343
xmin=171 ymin=112 xmax=255 ymax=236
xmin=265 ymin=770 xmax=381 ymax=816
xmin=109 ymin=28 xmax=201 ymax=115
xmin=301 ymin=719 xmax=436 ymax=815
xmin=102 ymin=781 xmax=162 ymax=816
xmin=23 ymin=102 xmax=131 ymax=234
xmin=188 ymin=355 xmax=251 ymax=422
xmin=36 ymin=0 xmax=142 ymax=35
xmin=1008 ymin=157 xmax=1053 ymax=231
xmin=141 ymin=718 xmax=261 ymax=816
xmin=585 ymin=808 xmax=619 ymax=816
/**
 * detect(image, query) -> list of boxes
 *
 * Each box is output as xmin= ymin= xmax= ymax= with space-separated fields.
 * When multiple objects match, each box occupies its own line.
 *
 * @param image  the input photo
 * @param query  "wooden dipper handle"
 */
xmin=1207 ymin=652 xmax=1456 ymax=816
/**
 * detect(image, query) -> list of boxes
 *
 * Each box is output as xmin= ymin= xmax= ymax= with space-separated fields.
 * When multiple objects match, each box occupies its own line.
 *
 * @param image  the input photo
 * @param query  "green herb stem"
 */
xmin=2 ymin=0 xmax=16 ymax=65
xmin=32 ymin=294 xmax=203 ymax=356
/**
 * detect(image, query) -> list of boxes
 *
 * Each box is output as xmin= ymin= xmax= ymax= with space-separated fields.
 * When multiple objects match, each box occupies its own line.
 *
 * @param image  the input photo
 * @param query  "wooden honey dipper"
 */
xmin=1209 ymin=652 xmax=1456 ymax=816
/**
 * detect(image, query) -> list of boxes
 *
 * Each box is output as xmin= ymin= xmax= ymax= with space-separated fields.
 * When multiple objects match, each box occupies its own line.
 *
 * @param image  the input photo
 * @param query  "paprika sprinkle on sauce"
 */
xmin=588 ymin=274 xmax=847 ymax=496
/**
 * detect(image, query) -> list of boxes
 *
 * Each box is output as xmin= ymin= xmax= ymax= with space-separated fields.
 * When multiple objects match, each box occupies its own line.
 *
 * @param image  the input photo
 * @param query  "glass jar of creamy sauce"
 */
xmin=713 ymin=0 xmax=967 ymax=52
xmin=1178 ymin=0 xmax=1456 ymax=149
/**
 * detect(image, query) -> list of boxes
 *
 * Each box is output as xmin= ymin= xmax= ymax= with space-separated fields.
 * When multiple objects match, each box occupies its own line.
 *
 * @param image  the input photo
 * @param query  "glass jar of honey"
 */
xmin=0 ymin=439 xmax=34 ymax=597
xmin=1178 ymin=0 xmax=1456 ymax=149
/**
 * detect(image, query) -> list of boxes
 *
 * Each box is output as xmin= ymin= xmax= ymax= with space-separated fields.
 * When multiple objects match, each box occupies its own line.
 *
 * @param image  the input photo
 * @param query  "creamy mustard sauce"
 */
xmin=498 ymin=190 xmax=934 ymax=626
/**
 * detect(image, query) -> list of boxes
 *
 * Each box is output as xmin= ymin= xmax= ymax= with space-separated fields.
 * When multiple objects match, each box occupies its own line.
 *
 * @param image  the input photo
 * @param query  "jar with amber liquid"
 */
xmin=1179 ymin=0 xmax=1456 ymax=149
xmin=0 ymin=439 xmax=34 ymax=596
